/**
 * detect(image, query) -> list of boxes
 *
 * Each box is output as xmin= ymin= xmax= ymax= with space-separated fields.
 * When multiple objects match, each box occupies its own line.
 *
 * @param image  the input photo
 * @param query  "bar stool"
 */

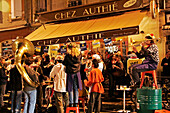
xmin=66 ymin=106 xmax=80 ymax=113
xmin=78 ymin=97 xmax=87 ymax=113
xmin=140 ymin=70 xmax=158 ymax=89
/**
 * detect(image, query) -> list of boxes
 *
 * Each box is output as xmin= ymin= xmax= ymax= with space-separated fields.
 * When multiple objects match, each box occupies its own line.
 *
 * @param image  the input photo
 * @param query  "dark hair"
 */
xmin=34 ymin=59 xmax=38 ymax=63
xmin=57 ymin=60 xmax=63 ymax=63
xmin=145 ymin=36 xmax=154 ymax=44
xmin=25 ymin=59 xmax=32 ymax=66
xmin=51 ymin=57 xmax=55 ymax=61
xmin=92 ymin=59 xmax=99 ymax=68
xmin=128 ymin=51 xmax=132 ymax=55
xmin=166 ymin=51 xmax=169 ymax=55
xmin=11 ymin=59 xmax=15 ymax=64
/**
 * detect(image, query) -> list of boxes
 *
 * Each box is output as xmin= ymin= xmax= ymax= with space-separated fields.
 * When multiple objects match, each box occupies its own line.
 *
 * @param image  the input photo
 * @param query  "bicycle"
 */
xmin=162 ymin=79 xmax=170 ymax=110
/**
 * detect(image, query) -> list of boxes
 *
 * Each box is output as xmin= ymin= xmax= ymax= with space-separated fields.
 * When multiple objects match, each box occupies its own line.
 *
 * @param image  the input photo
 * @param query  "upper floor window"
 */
xmin=68 ymin=0 xmax=82 ymax=7
xmin=0 ymin=11 xmax=2 ymax=23
xmin=36 ymin=0 xmax=47 ymax=13
xmin=0 ymin=2 xmax=2 ymax=23
xmin=11 ymin=0 xmax=22 ymax=19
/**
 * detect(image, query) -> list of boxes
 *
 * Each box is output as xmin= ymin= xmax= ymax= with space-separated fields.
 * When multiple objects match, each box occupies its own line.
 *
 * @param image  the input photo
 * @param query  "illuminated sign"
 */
xmin=165 ymin=12 xmax=170 ymax=25
xmin=38 ymin=0 xmax=143 ymax=22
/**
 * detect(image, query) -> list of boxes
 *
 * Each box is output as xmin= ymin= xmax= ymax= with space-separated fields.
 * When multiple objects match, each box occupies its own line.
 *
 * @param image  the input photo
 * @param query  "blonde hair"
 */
xmin=67 ymin=43 xmax=80 ymax=57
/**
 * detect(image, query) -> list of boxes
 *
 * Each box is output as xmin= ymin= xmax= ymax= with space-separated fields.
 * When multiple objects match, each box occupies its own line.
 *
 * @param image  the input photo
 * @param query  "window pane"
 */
xmin=37 ymin=0 xmax=47 ymax=12
xmin=0 ymin=11 xmax=2 ymax=23
xmin=11 ymin=0 xmax=22 ymax=18
xmin=68 ymin=0 xmax=82 ymax=7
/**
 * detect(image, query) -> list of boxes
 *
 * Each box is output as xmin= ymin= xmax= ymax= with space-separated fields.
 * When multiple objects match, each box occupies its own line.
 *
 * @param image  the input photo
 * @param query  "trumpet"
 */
xmin=129 ymin=38 xmax=161 ymax=47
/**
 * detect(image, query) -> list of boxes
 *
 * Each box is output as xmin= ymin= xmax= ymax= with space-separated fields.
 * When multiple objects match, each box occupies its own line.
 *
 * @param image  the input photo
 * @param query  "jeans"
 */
xmin=129 ymin=64 xmax=152 ymax=83
xmin=0 ymin=84 xmax=6 ymax=107
xmin=87 ymin=92 xmax=101 ymax=113
xmin=11 ymin=90 xmax=22 ymax=113
xmin=23 ymin=89 xmax=37 ymax=113
xmin=69 ymin=74 xmax=79 ymax=104
xmin=54 ymin=91 xmax=69 ymax=113
xmin=37 ymin=84 xmax=43 ymax=108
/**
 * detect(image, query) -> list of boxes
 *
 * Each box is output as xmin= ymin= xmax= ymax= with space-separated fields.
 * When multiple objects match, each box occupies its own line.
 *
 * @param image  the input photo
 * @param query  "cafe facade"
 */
xmin=25 ymin=0 xmax=166 ymax=77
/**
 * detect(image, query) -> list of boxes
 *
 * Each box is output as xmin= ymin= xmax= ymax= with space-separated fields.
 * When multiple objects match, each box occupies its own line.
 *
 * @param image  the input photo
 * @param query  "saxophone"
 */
xmin=12 ymin=38 xmax=39 ymax=88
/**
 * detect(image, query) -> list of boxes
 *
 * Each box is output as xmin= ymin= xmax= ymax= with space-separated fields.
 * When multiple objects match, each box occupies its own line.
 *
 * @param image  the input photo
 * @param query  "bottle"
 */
xmin=153 ymin=83 xmax=155 ymax=89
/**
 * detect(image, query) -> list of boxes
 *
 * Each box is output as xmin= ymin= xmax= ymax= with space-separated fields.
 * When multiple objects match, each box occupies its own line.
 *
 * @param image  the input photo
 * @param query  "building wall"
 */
xmin=0 ymin=0 xmax=32 ymax=56
xmin=128 ymin=10 xmax=165 ymax=77
xmin=0 ymin=0 xmax=27 ymax=28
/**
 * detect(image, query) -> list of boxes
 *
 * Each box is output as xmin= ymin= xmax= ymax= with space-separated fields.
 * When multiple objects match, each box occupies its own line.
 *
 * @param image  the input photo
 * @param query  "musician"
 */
xmin=23 ymin=59 xmax=39 ymax=113
xmin=129 ymin=34 xmax=159 ymax=87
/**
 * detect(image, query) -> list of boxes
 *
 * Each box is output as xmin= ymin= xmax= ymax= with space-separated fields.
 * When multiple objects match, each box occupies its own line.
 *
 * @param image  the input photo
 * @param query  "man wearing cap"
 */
xmin=129 ymin=34 xmax=159 ymax=87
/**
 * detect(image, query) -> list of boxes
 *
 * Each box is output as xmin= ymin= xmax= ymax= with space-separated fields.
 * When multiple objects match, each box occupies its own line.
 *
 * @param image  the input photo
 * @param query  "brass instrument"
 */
xmin=129 ymin=38 xmax=161 ymax=47
xmin=12 ymin=38 xmax=39 ymax=88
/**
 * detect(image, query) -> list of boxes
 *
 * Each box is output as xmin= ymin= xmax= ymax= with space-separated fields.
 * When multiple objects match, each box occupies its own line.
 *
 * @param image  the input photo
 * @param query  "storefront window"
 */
xmin=68 ymin=0 xmax=82 ymax=7
xmin=11 ymin=0 xmax=22 ymax=19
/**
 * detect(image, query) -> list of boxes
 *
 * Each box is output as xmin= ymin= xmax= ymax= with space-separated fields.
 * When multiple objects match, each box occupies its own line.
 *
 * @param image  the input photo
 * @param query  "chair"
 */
xmin=78 ymin=97 xmax=87 ymax=113
xmin=66 ymin=106 xmax=80 ymax=113
xmin=140 ymin=70 xmax=158 ymax=89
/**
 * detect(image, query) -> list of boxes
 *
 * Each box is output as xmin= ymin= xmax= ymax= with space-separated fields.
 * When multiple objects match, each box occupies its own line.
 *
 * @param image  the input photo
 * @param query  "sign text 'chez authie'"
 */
xmin=38 ymin=0 xmax=143 ymax=22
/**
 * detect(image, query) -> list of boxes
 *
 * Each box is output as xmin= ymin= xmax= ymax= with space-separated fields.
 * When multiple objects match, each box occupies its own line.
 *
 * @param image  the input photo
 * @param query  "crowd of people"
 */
xmin=0 ymin=34 xmax=169 ymax=113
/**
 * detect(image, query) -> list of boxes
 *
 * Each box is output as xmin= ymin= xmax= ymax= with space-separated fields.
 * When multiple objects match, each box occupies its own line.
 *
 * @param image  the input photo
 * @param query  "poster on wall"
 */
xmin=80 ymin=43 xmax=87 ymax=51
xmin=60 ymin=46 xmax=66 ymax=54
xmin=51 ymin=45 xmax=59 ymax=56
xmin=44 ymin=46 xmax=49 ymax=53
xmin=35 ymin=46 xmax=41 ymax=53
xmin=92 ymin=40 xmax=100 ymax=49
xmin=104 ymin=38 xmax=112 ymax=45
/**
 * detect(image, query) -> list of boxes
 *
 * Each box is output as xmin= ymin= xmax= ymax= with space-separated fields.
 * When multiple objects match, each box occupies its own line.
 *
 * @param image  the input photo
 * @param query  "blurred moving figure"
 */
xmin=50 ymin=56 xmax=69 ymax=113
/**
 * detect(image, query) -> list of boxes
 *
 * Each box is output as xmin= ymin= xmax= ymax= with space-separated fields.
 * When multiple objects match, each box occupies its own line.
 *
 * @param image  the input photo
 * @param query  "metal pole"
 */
xmin=164 ymin=0 xmax=166 ymax=9
xmin=123 ymin=90 xmax=125 ymax=111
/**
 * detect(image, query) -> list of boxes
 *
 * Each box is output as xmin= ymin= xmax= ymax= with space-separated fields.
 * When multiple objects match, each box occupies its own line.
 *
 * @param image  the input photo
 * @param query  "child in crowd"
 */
xmin=84 ymin=59 xmax=104 ymax=113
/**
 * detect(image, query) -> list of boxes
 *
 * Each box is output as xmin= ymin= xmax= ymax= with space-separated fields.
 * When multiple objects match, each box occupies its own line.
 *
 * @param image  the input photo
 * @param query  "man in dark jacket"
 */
xmin=10 ymin=59 xmax=23 ymax=113
xmin=0 ymin=57 xmax=8 ymax=109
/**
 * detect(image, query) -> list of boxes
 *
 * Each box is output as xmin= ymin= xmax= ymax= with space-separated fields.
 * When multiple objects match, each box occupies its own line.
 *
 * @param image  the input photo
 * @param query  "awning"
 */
xmin=0 ymin=26 xmax=31 ymax=42
xmin=25 ymin=10 xmax=146 ymax=45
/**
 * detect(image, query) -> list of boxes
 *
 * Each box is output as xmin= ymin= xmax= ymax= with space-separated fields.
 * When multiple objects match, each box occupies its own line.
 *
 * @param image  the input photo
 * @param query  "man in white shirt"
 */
xmin=50 ymin=57 xmax=69 ymax=113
